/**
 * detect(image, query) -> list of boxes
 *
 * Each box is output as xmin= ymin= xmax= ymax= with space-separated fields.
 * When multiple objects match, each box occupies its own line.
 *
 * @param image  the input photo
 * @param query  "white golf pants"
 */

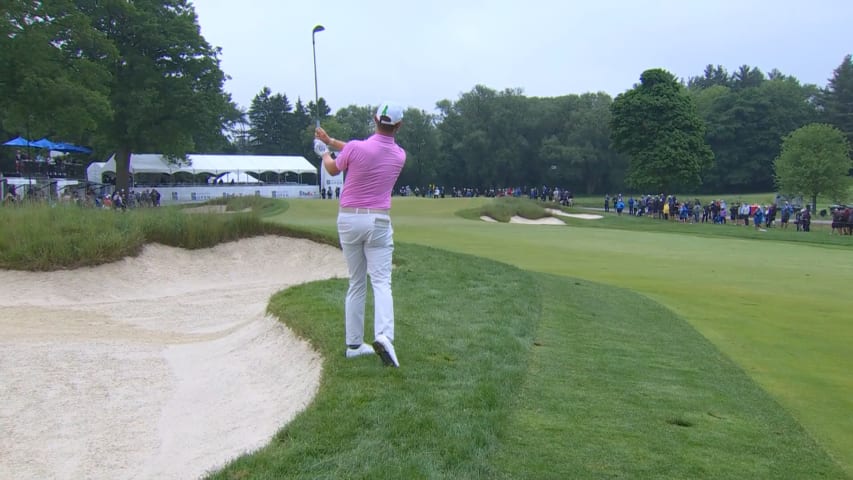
xmin=337 ymin=212 xmax=395 ymax=346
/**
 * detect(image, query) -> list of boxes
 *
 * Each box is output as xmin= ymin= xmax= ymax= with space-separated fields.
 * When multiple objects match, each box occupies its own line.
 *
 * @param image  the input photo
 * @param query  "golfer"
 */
xmin=314 ymin=102 xmax=406 ymax=367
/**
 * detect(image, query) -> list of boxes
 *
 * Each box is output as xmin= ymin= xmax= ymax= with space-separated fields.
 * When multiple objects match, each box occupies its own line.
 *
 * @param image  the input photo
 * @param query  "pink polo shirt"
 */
xmin=336 ymin=133 xmax=406 ymax=210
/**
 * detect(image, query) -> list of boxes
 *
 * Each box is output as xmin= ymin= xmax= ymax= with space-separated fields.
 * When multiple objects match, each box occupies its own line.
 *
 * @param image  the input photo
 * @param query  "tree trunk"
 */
xmin=115 ymin=146 xmax=131 ymax=193
xmin=811 ymin=194 xmax=818 ymax=213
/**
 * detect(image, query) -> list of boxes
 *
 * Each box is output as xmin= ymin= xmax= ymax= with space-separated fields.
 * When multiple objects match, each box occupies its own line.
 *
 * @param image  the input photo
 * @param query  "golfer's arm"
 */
xmin=323 ymin=153 xmax=341 ymax=176
xmin=327 ymin=138 xmax=346 ymax=151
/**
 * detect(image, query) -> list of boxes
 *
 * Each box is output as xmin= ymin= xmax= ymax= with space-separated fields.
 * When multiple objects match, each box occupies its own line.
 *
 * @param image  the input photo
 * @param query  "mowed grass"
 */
xmin=211 ymin=244 xmax=843 ymax=479
xmin=2 ymin=198 xmax=850 ymax=477
xmin=272 ymin=197 xmax=853 ymax=477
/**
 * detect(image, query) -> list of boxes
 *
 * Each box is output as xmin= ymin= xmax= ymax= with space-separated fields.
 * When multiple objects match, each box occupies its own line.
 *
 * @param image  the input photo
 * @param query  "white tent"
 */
xmin=211 ymin=171 xmax=261 ymax=184
xmin=87 ymin=153 xmax=316 ymax=183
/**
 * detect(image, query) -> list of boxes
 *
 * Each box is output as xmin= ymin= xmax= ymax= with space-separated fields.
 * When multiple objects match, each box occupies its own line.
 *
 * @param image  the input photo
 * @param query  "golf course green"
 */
xmin=266 ymin=196 xmax=852 ymax=478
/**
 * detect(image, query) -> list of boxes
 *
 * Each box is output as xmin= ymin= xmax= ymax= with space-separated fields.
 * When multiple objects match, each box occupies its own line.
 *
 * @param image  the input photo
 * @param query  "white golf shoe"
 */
xmin=372 ymin=334 xmax=399 ymax=368
xmin=345 ymin=344 xmax=375 ymax=358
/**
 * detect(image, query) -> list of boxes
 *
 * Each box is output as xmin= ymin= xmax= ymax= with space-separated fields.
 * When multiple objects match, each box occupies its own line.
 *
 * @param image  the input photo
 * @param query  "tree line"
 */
xmin=2 ymin=1 xmax=851 ymax=196
xmin=238 ymin=57 xmax=852 ymax=198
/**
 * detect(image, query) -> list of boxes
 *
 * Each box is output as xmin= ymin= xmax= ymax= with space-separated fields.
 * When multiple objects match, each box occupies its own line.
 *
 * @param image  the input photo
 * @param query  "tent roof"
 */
xmin=87 ymin=153 xmax=316 ymax=182
xmin=213 ymin=171 xmax=261 ymax=183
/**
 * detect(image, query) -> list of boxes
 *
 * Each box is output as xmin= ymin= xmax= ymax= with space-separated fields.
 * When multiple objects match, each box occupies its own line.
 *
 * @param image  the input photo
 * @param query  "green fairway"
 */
xmin=271 ymin=197 xmax=853 ymax=476
xmin=4 ymin=200 xmax=846 ymax=477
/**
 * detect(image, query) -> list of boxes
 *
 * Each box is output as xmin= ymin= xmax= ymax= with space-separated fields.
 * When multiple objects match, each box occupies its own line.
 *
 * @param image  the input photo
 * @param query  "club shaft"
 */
xmin=312 ymin=36 xmax=320 ymax=128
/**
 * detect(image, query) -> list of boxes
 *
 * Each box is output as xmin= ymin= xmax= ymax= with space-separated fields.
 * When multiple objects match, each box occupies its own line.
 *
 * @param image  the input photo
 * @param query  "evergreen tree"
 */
xmin=248 ymin=87 xmax=293 ymax=154
xmin=821 ymin=54 xmax=853 ymax=149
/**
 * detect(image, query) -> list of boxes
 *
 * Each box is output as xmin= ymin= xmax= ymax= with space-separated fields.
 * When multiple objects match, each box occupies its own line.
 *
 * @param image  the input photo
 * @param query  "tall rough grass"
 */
xmin=0 ymin=204 xmax=144 ymax=270
xmin=0 ymin=199 xmax=321 ymax=271
xmin=205 ymin=195 xmax=289 ymax=216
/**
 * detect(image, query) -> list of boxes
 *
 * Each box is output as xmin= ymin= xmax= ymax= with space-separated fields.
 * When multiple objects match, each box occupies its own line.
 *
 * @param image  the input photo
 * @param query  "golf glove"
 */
xmin=313 ymin=139 xmax=329 ymax=157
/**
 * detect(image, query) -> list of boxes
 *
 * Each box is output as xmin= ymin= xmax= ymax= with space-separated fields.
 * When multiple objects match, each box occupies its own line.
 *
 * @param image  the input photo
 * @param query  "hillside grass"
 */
xmin=273 ymin=196 xmax=853 ymax=477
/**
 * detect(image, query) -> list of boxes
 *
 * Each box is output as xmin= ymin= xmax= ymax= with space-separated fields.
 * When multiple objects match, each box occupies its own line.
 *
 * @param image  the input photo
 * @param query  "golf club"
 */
xmin=311 ymin=24 xmax=325 ymax=128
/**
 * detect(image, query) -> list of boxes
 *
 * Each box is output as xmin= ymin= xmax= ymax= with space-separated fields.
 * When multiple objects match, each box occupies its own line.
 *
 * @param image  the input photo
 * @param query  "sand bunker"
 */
xmin=182 ymin=205 xmax=253 ymax=214
xmin=545 ymin=208 xmax=604 ymax=220
xmin=480 ymin=209 xmax=603 ymax=225
xmin=479 ymin=215 xmax=563 ymax=225
xmin=509 ymin=215 xmax=565 ymax=225
xmin=0 ymin=236 xmax=348 ymax=480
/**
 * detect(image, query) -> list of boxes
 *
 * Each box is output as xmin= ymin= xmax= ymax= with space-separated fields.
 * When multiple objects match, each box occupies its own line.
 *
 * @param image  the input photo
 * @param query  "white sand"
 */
xmin=480 ymin=210 xmax=604 ymax=225
xmin=480 ymin=215 xmax=565 ymax=225
xmin=509 ymin=215 xmax=566 ymax=225
xmin=545 ymin=208 xmax=604 ymax=220
xmin=0 ymin=236 xmax=348 ymax=480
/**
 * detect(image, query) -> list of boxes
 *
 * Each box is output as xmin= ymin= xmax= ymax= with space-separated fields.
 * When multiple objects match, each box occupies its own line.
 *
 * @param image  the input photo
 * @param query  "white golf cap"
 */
xmin=375 ymin=102 xmax=404 ymax=125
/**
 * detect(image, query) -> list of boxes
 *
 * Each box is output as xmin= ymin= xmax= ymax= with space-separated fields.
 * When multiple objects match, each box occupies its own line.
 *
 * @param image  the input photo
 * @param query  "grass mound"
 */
xmin=479 ymin=196 xmax=550 ymax=222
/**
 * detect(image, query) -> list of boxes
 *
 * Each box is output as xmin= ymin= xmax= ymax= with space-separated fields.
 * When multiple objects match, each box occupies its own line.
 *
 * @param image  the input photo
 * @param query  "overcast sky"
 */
xmin=190 ymin=0 xmax=852 ymax=114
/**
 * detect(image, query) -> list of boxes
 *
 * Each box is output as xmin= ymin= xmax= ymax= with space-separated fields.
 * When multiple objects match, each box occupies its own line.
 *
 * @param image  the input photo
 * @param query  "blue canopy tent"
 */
xmin=2 ymin=136 xmax=31 ymax=147
xmin=3 ymin=136 xmax=92 ymax=154
xmin=52 ymin=142 xmax=93 ymax=154
xmin=3 ymin=136 xmax=91 ymax=178
xmin=29 ymin=137 xmax=57 ymax=149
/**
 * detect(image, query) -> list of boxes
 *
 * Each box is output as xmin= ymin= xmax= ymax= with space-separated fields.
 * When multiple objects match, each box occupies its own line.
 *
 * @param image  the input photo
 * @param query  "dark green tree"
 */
xmin=226 ymin=106 xmax=251 ymax=154
xmin=610 ymin=69 xmax=714 ymax=192
xmin=687 ymin=64 xmax=731 ymax=90
xmin=701 ymin=76 xmax=819 ymax=191
xmin=293 ymin=98 xmax=311 ymax=130
xmin=307 ymin=98 xmax=331 ymax=125
xmin=0 ymin=1 xmax=112 ymax=145
xmin=689 ymin=85 xmax=729 ymax=120
xmin=248 ymin=87 xmax=294 ymax=154
xmin=434 ymin=98 xmax=468 ymax=188
xmin=435 ymin=86 xmax=557 ymax=190
xmin=821 ymin=54 xmax=853 ymax=149
xmin=292 ymin=97 xmax=315 ymax=160
xmin=435 ymin=85 xmax=499 ymax=188
xmin=77 ymin=0 xmax=239 ymax=191
xmin=539 ymin=93 xmax=624 ymax=194
xmin=768 ymin=68 xmax=788 ymax=81
xmin=774 ymin=123 xmax=851 ymax=210
xmin=334 ymin=105 xmax=375 ymax=140
xmin=395 ymin=108 xmax=439 ymax=188
xmin=731 ymin=65 xmax=765 ymax=90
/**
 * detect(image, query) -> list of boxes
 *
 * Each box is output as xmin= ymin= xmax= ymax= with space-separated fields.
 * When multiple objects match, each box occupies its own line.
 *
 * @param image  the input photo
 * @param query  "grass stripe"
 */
xmin=496 ymin=274 xmax=843 ymax=479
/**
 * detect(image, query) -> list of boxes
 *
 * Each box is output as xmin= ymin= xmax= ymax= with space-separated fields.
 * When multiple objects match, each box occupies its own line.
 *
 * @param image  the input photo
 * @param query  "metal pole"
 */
xmin=312 ymin=25 xmax=325 ymax=128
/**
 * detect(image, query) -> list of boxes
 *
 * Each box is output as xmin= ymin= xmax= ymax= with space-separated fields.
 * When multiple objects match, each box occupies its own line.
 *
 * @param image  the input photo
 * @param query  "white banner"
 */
xmin=320 ymin=167 xmax=344 ymax=199
xmin=136 ymin=184 xmax=319 ymax=205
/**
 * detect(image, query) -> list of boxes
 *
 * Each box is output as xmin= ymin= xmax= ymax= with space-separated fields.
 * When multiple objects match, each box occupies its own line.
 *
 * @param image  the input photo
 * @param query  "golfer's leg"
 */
xmin=366 ymin=216 xmax=394 ymax=341
xmin=339 ymin=215 xmax=369 ymax=346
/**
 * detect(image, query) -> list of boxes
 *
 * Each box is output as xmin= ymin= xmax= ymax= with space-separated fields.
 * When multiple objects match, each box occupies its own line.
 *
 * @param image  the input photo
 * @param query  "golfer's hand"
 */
xmin=315 ymin=128 xmax=331 ymax=145
xmin=313 ymin=138 xmax=329 ymax=157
